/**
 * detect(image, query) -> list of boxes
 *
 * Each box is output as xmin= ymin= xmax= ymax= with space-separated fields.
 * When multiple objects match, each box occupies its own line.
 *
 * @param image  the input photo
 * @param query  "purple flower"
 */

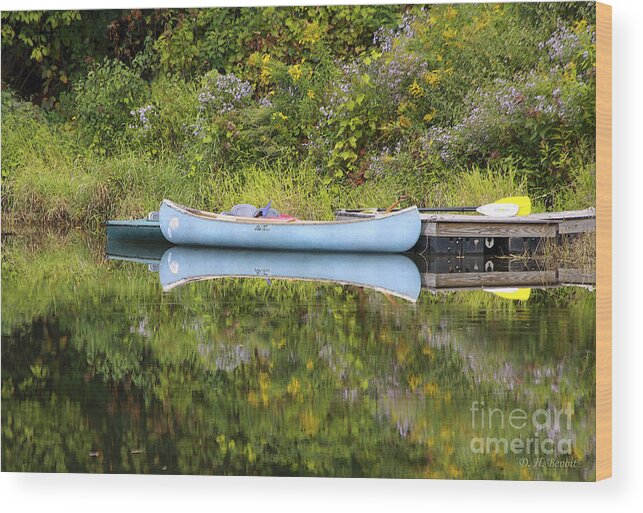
xmin=129 ymin=104 xmax=154 ymax=130
xmin=198 ymin=72 xmax=253 ymax=114
xmin=540 ymin=23 xmax=581 ymax=63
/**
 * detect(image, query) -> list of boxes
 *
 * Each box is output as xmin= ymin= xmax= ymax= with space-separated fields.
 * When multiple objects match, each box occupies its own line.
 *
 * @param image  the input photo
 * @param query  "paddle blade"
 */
xmin=484 ymin=288 xmax=532 ymax=301
xmin=495 ymin=196 xmax=531 ymax=216
xmin=476 ymin=202 xmax=519 ymax=217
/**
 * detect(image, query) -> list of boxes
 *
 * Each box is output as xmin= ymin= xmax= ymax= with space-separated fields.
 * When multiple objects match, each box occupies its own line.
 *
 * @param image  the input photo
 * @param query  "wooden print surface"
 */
xmin=596 ymin=1 xmax=612 ymax=481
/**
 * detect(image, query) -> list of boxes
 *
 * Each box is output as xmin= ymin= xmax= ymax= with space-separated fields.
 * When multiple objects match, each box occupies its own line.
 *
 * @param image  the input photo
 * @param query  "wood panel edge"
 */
xmin=596 ymin=1 xmax=612 ymax=482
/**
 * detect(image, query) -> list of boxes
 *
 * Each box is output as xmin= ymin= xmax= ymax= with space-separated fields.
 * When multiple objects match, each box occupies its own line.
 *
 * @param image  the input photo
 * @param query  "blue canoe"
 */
xmin=159 ymin=246 xmax=422 ymax=302
xmin=106 ymin=212 xmax=165 ymax=242
xmin=158 ymin=200 xmax=421 ymax=252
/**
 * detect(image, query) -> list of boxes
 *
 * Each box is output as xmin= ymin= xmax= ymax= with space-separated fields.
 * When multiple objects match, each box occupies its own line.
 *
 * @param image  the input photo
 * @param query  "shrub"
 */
xmin=126 ymin=76 xmax=199 ymax=155
xmin=421 ymin=18 xmax=596 ymax=190
xmin=73 ymin=59 xmax=149 ymax=148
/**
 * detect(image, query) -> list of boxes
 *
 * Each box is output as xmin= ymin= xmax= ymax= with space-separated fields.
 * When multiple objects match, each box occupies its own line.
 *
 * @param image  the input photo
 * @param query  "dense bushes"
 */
xmin=73 ymin=59 xmax=150 ymax=147
xmin=2 ymin=3 xmax=597 ymax=224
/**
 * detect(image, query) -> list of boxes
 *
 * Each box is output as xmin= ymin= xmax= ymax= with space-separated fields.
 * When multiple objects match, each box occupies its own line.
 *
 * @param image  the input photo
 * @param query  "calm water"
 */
xmin=1 ymin=231 xmax=596 ymax=480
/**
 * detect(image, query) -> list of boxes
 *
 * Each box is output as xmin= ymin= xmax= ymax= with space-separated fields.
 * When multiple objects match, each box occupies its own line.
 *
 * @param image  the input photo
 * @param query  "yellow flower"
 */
xmin=423 ymin=111 xmax=436 ymax=123
xmin=306 ymin=90 xmax=316 ymax=99
xmin=408 ymin=79 xmax=424 ymax=98
xmin=398 ymin=115 xmax=412 ymax=129
xmin=259 ymin=67 xmax=271 ymax=86
xmin=574 ymin=19 xmax=588 ymax=34
xmin=248 ymin=52 xmax=261 ymax=66
xmin=287 ymin=377 xmax=301 ymax=397
xmin=423 ymin=71 xmax=441 ymax=87
xmin=272 ymin=112 xmax=289 ymax=122
xmin=288 ymin=64 xmax=303 ymax=81
xmin=442 ymin=27 xmax=456 ymax=40
xmin=302 ymin=21 xmax=321 ymax=44
xmin=306 ymin=359 xmax=314 ymax=370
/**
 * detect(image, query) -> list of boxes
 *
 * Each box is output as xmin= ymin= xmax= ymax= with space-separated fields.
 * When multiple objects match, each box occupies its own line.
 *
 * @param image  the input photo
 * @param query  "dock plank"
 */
xmin=421 ymin=221 xmax=558 ymax=238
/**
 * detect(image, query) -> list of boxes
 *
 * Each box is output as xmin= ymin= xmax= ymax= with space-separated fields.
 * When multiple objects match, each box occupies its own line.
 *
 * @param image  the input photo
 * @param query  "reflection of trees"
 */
xmin=2 ymin=234 xmax=596 ymax=479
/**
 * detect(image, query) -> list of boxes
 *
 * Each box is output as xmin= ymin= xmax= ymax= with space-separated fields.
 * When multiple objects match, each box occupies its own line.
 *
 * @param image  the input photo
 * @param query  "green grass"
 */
xmin=2 ymin=103 xmax=596 ymax=229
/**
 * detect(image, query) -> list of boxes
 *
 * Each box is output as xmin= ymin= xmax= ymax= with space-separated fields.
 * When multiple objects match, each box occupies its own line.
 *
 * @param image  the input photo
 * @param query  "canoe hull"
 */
xmin=106 ymin=219 xmax=165 ymax=242
xmin=159 ymin=200 xmax=421 ymax=252
xmin=159 ymin=247 xmax=422 ymax=302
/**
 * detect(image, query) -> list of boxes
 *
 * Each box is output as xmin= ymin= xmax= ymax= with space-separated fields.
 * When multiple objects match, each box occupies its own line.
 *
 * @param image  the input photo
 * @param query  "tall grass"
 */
xmin=3 ymin=110 xmax=533 ymax=226
xmin=2 ymin=100 xmax=595 ymax=228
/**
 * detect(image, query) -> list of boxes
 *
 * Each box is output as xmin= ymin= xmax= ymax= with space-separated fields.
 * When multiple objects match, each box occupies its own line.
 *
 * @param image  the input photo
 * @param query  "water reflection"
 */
xmin=1 ymin=232 xmax=596 ymax=479
xmin=106 ymin=239 xmax=595 ymax=301
xmin=159 ymin=246 xmax=422 ymax=301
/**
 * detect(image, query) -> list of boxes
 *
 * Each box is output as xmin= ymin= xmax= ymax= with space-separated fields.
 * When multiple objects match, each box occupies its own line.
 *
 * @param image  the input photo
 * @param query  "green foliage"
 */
xmin=128 ymin=76 xmax=199 ymax=154
xmin=73 ymin=59 xmax=149 ymax=147
xmin=152 ymin=6 xmax=400 ymax=78
xmin=1 ymin=10 xmax=81 ymax=104
xmin=2 ymin=3 xmax=597 ymax=223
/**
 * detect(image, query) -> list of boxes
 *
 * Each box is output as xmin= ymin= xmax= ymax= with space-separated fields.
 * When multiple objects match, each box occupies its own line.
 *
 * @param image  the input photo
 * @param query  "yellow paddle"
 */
xmin=484 ymin=288 xmax=532 ymax=301
xmin=346 ymin=196 xmax=532 ymax=217
xmin=492 ymin=196 xmax=532 ymax=217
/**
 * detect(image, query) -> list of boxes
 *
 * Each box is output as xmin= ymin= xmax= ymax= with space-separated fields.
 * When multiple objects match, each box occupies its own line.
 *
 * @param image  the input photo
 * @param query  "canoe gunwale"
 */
xmin=162 ymin=199 xmax=419 ymax=225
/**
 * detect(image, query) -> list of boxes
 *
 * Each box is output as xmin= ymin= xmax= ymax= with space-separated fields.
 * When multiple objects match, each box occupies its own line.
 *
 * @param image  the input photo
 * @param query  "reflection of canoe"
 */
xmin=159 ymin=200 xmax=421 ymax=253
xmin=159 ymin=247 xmax=422 ymax=302
xmin=106 ymin=239 xmax=173 ymax=265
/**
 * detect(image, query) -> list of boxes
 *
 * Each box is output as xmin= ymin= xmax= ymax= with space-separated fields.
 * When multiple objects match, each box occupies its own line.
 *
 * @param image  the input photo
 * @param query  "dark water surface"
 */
xmin=1 ymin=231 xmax=596 ymax=480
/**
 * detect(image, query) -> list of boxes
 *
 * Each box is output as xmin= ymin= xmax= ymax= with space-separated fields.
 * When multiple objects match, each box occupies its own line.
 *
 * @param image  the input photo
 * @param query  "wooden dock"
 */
xmin=335 ymin=208 xmax=596 ymax=255
xmin=335 ymin=208 xmax=595 ymax=238
xmin=419 ymin=208 xmax=596 ymax=238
